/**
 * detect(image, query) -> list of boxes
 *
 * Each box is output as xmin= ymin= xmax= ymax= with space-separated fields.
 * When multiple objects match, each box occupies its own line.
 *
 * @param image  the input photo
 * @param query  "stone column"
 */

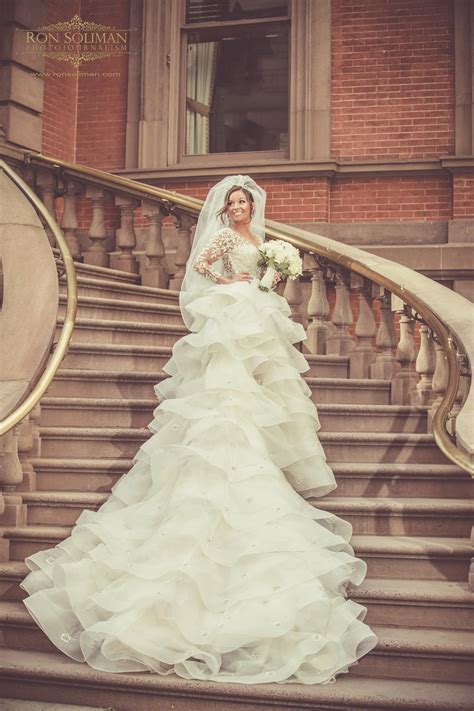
xmin=391 ymin=311 xmax=418 ymax=405
xmin=170 ymin=213 xmax=195 ymax=290
xmin=60 ymin=179 xmax=83 ymax=260
xmin=84 ymin=186 xmax=109 ymax=267
xmin=142 ymin=202 xmax=168 ymax=289
xmin=115 ymin=195 xmax=140 ymax=274
xmin=0 ymin=0 xmax=46 ymax=151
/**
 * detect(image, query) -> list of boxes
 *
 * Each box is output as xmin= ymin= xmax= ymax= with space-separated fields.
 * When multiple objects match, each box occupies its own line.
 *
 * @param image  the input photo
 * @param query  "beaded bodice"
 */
xmin=193 ymin=227 xmax=262 ymax=283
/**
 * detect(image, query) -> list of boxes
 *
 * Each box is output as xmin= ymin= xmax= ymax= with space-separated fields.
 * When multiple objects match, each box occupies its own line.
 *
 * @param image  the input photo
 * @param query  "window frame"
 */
xmin=133 ymin=0 xmax=331 ymax=171
xmin=172 ymin=1 xmax=291 ymax=166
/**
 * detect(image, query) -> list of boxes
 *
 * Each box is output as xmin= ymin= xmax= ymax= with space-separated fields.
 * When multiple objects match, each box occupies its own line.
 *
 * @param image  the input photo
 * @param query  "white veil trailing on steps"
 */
xmin=179 ymin=175 xmax=267 ymax=329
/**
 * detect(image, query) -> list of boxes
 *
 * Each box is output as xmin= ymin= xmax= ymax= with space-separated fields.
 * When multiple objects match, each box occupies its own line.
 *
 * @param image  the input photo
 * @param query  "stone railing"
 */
xmin=0 ymin=158 xmax=77 ymax=535
xmin=0 ymin=149 xmax=472 ymax=484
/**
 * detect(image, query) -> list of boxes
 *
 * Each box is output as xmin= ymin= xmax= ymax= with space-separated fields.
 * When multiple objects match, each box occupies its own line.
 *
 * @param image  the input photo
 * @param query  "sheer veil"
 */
xmin=179 ymin=175 xmax=267 ymax=329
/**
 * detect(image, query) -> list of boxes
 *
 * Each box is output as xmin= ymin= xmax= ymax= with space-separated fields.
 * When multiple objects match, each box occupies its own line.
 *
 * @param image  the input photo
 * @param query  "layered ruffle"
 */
xmin=22 ymin=280 xmax=377 ymax=684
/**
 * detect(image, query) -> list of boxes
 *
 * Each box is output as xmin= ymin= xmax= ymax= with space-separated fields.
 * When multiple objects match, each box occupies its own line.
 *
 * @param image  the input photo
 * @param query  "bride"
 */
xmin=21 ymin=175 xmax=377 ymax=684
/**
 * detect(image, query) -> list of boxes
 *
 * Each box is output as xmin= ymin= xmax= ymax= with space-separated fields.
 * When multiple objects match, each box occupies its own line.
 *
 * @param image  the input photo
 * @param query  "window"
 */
xmin=183 ymin=0 xmax=289 ymax=157
xmin=134 ymin=1 xmax=330 ymax=171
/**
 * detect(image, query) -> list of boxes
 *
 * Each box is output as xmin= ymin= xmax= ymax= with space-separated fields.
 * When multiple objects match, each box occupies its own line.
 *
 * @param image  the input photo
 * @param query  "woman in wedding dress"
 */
xmin=21 ymin=175 xmax=377 ymax=684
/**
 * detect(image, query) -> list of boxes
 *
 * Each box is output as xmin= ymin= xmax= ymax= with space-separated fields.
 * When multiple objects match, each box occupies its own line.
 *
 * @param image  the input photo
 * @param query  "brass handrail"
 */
xmin=4 ymin=151 xmax=473 ymax=475
xmin=0 ymin=159 xmax=77 ymax=436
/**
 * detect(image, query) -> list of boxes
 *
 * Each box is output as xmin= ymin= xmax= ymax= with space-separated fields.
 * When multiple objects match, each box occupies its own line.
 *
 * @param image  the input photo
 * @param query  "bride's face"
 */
xmin=226 ymin=189 xmax=252 ymax=225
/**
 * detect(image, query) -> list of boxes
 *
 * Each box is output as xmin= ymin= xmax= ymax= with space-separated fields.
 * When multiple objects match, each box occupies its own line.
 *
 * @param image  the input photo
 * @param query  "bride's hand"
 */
xmin=224 ymin=272 xmax=253 ymax=284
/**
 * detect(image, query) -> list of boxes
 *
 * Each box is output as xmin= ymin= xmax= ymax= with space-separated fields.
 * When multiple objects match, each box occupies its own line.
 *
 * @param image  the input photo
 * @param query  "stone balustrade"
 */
xmin=1 ymin=155 xmax=472 ymax=552
xmin=10 ymin=159 xmax=474 ymax=429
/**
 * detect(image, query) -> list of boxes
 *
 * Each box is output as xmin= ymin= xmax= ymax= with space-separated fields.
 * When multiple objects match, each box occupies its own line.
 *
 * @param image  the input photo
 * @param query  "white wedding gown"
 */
xmin=21 ymin=228 xmax=377 ymax=684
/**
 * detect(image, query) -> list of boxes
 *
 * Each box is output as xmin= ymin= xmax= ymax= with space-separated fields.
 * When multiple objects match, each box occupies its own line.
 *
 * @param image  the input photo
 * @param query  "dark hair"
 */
xmin=217 ymin=185 xmax=255 ymax=224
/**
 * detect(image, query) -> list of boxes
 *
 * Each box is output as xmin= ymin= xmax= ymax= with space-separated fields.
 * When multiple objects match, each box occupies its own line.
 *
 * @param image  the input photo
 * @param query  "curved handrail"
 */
xmin=5 ymin=151 xmax=473 ymax=475
xmin=0 ymin=159 xmax=78 ymax=436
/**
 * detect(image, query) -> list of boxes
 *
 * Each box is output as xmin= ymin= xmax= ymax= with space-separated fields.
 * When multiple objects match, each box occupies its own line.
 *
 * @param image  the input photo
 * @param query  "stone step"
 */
xmin=3 ymin=526 xmax=471 ymax=582
xmin=0 ymin=649 xmax=472 ymax=711
xmin=331 ymin=463 xmax=472 ymax=499
xmin=2 ymin=557 xmax=471 ymax=631
xmin=319 ymin=432 xmax=450 ymax=465
xmin=55 ymin=317 xmax=188 ymax=347
xmin=57 ymin=349 xmax=348 ymax=379
xmin=39 ymin=398 xmax=426 ymax=433
xmin=58 ymin=293 xmax=183 ymax=325
xmin=353 ymin=626 xmax=474 ymax=683
xmin=36 ymin=426 xmax=449 ymax=465
xmin=45 ymin=370 xmax=390 ymax=404
xmin=30 ymin=458 xmax=471 ymax=501
xmin=0 ymin=561 xmax=27 ymax=602
xmin=317 ymin=497 xmax=474 ymax=537
xmin=69 ymin=261 xmax=140 ymax=285
xmin=351 ymin=535 xmax=472 ymax=582
xmin=59 ymin=273 xmax=179 ymax=304
xmin=317 ymin=404 xmax=428 ymax=433
xmin=0 ymin=604 xmax=472 ymax=684
xmin=21 ymin=486 xmax=473 ymax=537
xmin=349 ymin=578 xmax=474 ymax=630
xmin=0 ymin=699 xmax=108 ymax=711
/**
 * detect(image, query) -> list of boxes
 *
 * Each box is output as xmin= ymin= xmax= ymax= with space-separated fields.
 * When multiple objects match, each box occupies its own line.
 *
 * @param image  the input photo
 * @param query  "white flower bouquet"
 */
xmin=257 ymin=240 xmax=303 ymax=291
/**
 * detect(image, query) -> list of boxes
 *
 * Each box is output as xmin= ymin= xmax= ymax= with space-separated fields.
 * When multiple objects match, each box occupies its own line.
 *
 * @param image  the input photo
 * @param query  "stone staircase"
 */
xmin=0 ymin=262 xmax=473 ymax=710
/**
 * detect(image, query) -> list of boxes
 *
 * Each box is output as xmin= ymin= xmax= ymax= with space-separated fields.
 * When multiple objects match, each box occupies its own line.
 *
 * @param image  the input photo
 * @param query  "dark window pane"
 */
xmin=185 ymin=0 xmax=288 ymax=24
xmin=185 ymin=22 xmax=289 ymax=154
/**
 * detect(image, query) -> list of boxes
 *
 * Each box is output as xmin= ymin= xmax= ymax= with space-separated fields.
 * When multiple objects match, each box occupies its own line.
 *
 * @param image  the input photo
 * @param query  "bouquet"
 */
xmin=257 ymin=240 xmax=303 ymax=291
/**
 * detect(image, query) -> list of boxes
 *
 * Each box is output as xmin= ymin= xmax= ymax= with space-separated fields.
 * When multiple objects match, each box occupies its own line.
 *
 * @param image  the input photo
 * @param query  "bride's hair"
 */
xmin=217 ymin=185 xmax=255 ymax=223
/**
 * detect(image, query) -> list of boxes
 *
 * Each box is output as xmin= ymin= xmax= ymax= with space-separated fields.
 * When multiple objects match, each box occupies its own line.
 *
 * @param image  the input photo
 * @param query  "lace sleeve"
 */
xmin=193 ymin=228 xmax=237 ymax=283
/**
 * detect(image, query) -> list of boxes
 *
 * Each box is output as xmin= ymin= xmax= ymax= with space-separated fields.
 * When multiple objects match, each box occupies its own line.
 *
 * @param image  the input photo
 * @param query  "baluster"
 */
xmin=284 ymin=276 xmax=304 ymax=325
xmin=427 ymin=341 xmax=449 ymax=431
xmin=170 ymin=213 xmax=195 ymax=290
xmin=142 ymin=202 xmax=168 ymax=288
xmin=0 ymin=427 xmax=27 ymax=527
xmin=349 ymin=277 xmax=377 ymax=379
xmin=36 ymin=168 xmax=57 ymax=246
xmin=60 ymin=179 xmax=82 ymax=260
xmin=305 ymin=257 xmax=330 ymax=354
xmin=326 ymin=272 xmax=354 ymax=355
xmin=115 ymin=195 xmax=139 ymax=274
xmin=370 ymin=292 xmax=399 ymax=379
xmin=83 ymin=186 xmax=109 ymax=267
xmin=412 ymin=324 xmax=436 ymax=406
xmin=391 ymin=309 xmax=418 ymax=404
xmin=447 ymin=355 xmax=470 ymax=437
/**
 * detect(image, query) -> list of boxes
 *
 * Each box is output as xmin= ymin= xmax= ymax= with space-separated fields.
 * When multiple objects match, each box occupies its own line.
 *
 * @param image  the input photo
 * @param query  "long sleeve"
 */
xmin=193 ymin=228 xmax=237 ymax=283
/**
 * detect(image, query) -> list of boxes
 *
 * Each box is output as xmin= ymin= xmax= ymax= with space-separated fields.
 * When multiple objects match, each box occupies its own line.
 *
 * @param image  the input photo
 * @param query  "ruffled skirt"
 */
xmin=21 ymin=280 xmax=377 ymax=684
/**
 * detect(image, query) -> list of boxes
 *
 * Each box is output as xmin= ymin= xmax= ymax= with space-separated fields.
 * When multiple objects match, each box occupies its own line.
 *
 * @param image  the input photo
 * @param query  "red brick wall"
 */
xmin=41 ymin=0 xmax=81 ymax=161
xmin=330 ymin=175 xmax=452 ymax=222
xmin=331 ymin=0 xmax=455 ymax=161
xmin=76 ymin=0 xmax=130 ymax=170
xmin=453 ymin=173 xmax=474 ymax=218
xmin=42 ymin=0 xmax=458 ymax=229
xmin=41 ymin=0 xmax=129 ymax=169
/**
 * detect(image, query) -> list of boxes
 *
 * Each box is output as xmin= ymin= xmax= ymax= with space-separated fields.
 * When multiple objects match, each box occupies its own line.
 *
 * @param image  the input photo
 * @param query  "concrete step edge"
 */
xmin=0 ymin=648 xmax=472 ymax=710
xmin=318 ymin=497 xmax=474 ymax=515
xmin=38 ymin=426 xmax=438 ymax=446
xmin=22 ymin=489 xmax=474 ymax=516
xmin=59 ymin=293 xmax=182 ymax=314
xmin=60 ymin=273 xmax=179 ymax=297
xmin=40 ymin=397 xmax=429 ymax=417
xmin=57 ymin=316 xmax=187 ymax=334
xmin=30 ymin=458 xmax=463 ymax=477
xmin=68 ymin=262 xmax=140 ymax=286
xmin=1 ymin=606 xmax=472 ymax=657
xmin=51 ymin=369 xmax=374 ymax=385
xmin=3 ymin=527 xmax=472 ymax=557
xmin=2 ymin=562 xmax=472 ymax=605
